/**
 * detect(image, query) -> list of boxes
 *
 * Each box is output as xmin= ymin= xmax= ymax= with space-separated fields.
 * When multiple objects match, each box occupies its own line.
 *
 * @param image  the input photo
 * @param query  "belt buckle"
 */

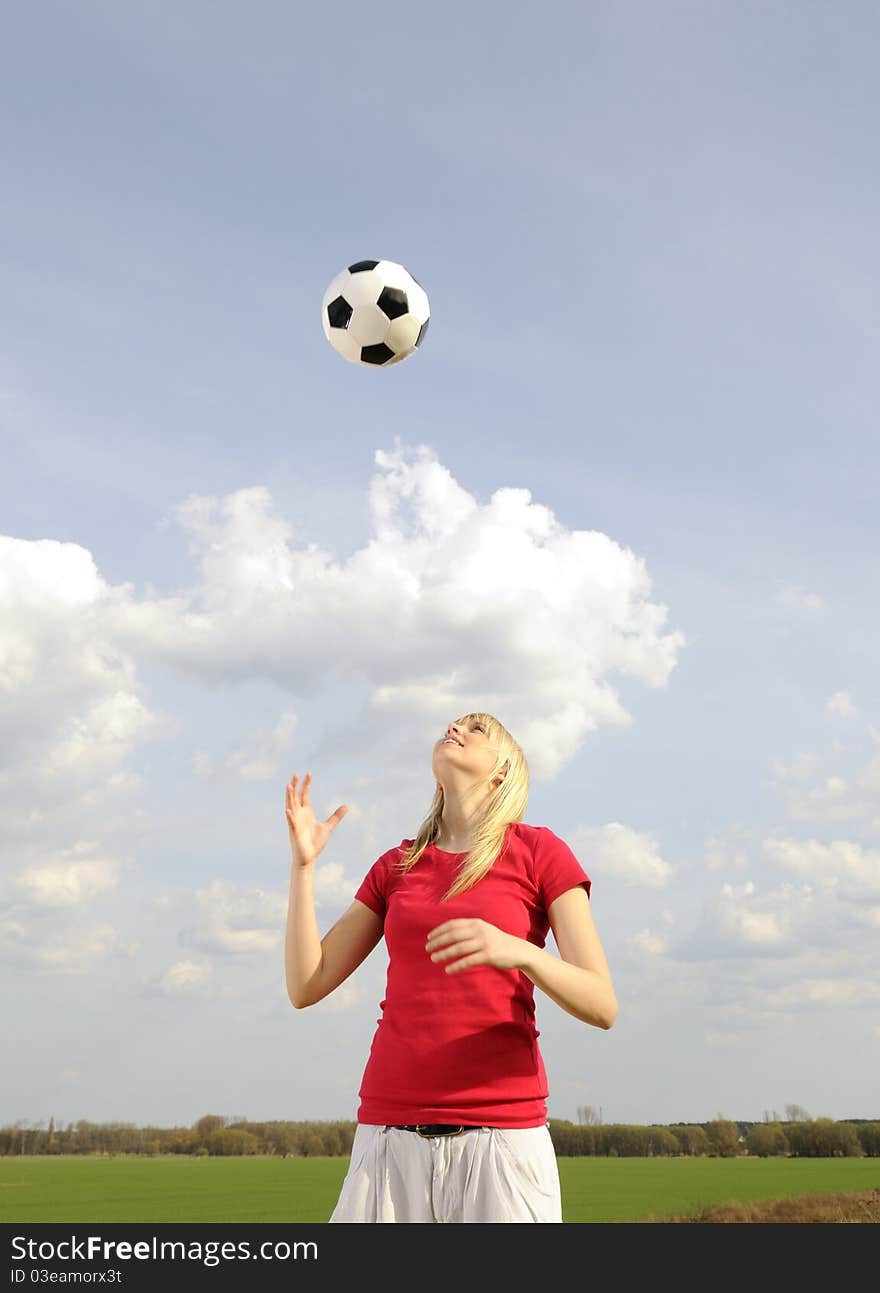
xmin=416 ymin=1124 xmax=464 ymax=1138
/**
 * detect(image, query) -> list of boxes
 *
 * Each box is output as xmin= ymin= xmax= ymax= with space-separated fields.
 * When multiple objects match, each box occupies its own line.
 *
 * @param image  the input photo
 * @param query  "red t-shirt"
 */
xmin=352 ymin=821 xmax=592 ymax=1129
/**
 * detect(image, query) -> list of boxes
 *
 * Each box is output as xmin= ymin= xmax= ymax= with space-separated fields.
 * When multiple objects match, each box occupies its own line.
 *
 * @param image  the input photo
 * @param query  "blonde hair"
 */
xmin=395 ymin=711 xmax=529 ymax=900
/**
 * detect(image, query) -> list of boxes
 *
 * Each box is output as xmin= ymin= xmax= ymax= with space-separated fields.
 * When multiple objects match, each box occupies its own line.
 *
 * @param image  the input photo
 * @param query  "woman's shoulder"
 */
xmin=366 ymin=839 xmax=413 ymax=871
xmin=507 ymin=821 xmax=553 ymax=847
xmin=506 ymin=822 xmax=578 ymax=865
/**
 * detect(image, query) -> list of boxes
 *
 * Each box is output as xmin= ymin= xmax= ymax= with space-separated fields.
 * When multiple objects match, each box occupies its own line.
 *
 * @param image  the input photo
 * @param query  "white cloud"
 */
xmin=850 ymin=905 xmax=880 ymax=929
xmin=0 ymin=920 xmax=136 ymax=974
xmin=631 ymin=929 xmax=666 ymax=955
xmin=825 ymin=691 xmax=857 ymax=719
xmin=769 ymin=746 xmax=880 ymax=831
xmin=103 ymin=441 xmax=685 ymax=780
xmin=160 ymin=959 xmax=213 ymax=995
xmin=776 ymin=584 xmax=823 ymax=611
xmin=703 ymin=829 xmax=753 ymax=874
xmin=704 ymin=1030 xmax=740 ymax=1049
xmin=312 ymin=860 xmax=362 ymax=908
xmin=570 ymin=822 xmax=674 ymax=888
xmin=0 ymin=838 xmax=132 ymax=972
xmin=769 ymin=752 xmax=819 ymax=782
xmin=182 ymin=878 xmax=285 ymax=956
xmin=671 ymin=878 xmax=818 ymax=961
xmin=195 ymin=710 xmax=298 ymax=783
xmin=11 ymin=847 xmax=120 ymax=907
xmin=309 ymin=981 xmax=364 ymax=1013
xmin=0 ymin=535 xmax=169 ymax=847
xmin=718 ymin=880 xmax=794 ymax=945
xmin=761 ymin=977 xmax=880 ymax=1011
xmin=763 ymin=836 xmax=880 ymax=902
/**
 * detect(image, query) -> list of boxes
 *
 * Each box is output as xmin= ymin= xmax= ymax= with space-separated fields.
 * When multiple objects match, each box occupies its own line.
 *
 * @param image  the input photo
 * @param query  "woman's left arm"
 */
xmin=518 ymin=887 xmax=618 ymax=1029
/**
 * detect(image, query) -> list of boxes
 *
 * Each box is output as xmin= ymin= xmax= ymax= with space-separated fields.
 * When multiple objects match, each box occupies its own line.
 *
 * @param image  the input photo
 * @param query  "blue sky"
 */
xmin=2 ymin=0 xmax=878 ymax=1132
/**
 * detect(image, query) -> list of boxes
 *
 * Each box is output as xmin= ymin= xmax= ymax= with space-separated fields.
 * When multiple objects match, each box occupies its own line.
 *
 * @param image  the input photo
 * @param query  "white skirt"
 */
xmin=328 ymin=1123 xmax=563 ymax=1223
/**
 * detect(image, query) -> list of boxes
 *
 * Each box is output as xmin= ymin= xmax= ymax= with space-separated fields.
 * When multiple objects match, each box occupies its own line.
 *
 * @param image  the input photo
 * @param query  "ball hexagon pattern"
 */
xmin=321 ymin=260 xmax=430 ymax=366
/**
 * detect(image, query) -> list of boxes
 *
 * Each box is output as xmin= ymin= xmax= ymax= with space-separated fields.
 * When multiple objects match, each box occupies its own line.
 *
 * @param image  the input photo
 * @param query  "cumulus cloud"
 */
xmin=0 ymin=535 xmax=168 ymax=845
xmin=102 ymin=440 xmax=685 ymax=779
xmin=0 ymin=914 xmax=136 ymax=973
xmin=570 ymin=822 xmax=674 ymax=888
xmin=159 ymin=959 xmax=213 ymax=996
xmin=761 ymin=977 xmax=880 ymax=1012
xmin=763 ymin=836 xmax=880 ymax=902
xmin=776 ymin=584 xmax=823 ymax=611
xmin=193 ymin=710 xmax=298 ymax=782
xmin=671 ymin=878 xmax=819 ymax=961
xmin=181 ymin=878 xmax=286 ymax=956
xmin=769 ymin=747 xmax=880 ymax=831
xmin=769 ymin=752 xmax=819 ymax=782
xmin=10 ymin=846 xmax=120 ymax=907
xmin=0 ymin=836 xmax=133 ymax=972
xmin=850 ymin=905 xmax=880 ymax=929
xmin=825 ymin=691 xmax=857 ymax=720
xmin=703 ymin=826 xmax=756 ymax=874
xmin=309 ymin=981 xmax=364 ymax=1013
xmin=631 ymin=928 xmax=667 ymax=955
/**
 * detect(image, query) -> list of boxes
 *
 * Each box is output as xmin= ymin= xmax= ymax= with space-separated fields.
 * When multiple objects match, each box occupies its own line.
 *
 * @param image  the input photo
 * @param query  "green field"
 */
xmin=1 ymin=1155 xmax=878 ymax=1223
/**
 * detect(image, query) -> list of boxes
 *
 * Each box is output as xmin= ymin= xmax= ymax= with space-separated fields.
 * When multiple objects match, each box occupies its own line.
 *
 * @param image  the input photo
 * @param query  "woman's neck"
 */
xmin=434 ymin=832 xmax=470 ymax=852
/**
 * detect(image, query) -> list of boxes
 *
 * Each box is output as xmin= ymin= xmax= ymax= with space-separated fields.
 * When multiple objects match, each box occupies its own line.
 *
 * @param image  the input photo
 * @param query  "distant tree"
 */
xmin=204 ymin=1128 xmax=260 ymax=1156
xmin=301 ymin=1131 xmax=325 ymax=1157
xmin=745 ymin=1123 xmax=788 ymax=1157
xmin=785 ymin=1103 xmax=810 ymax=1123
xmin=705 ymin=1118 xmax=740 ymax=1156
xmin=194 ymin=1115 xmax=226 ymax=1140
xmin=857 ymin=1123 xmax=880 ymax=1157
xmin=577 ymin=1105 xmax=601 ymax=1125
xmin=669 ymin=1125 xmax=711 ymax=1156
xmin=785 ymin=1118 xmax=862 ymax=1158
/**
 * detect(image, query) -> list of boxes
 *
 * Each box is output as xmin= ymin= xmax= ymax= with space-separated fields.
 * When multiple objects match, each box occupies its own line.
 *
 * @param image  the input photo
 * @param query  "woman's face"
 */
xmin=431 ymin=716 xmax=499 ymax=787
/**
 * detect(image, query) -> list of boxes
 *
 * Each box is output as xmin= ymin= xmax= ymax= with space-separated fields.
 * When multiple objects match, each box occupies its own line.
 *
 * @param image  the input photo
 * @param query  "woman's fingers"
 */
xmin=287 ymin=773 xmax=315 ymax=814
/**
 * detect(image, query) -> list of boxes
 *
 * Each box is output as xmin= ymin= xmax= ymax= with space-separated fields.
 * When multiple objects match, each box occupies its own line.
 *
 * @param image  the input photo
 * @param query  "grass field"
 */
xmin=1 ymin=1155 xmax=878 ymax=1223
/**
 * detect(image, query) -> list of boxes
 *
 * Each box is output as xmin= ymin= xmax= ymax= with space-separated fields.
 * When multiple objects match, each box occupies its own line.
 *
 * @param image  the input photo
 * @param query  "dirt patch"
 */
xmin=647 ymin=1187 xmax=880 ymax=1223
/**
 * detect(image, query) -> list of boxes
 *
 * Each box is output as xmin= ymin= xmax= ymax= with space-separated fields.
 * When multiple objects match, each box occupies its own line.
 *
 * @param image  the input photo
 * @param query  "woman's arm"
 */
xmin=286 ymin=859 xmax=384 ymax=1008
xmin=285 ymin=860 xmax=323 ymax=1007
xmin=284 ymin=771 xmax=383 ymax=1008
xmin=425 ymin=886 xmax=618 ymax=1029
xmin=518 ymin=886 xmax=618 ymax=1029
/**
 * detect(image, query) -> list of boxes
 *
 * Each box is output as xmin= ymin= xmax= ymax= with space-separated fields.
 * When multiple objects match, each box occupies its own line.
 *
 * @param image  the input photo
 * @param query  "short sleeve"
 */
xmin=354 ymin=855 xmax=389 ymax=919
xmin=354 ymin=841 xmax=410 ymax=919
xmin=533 ymin=827 xmax=591 ymax=910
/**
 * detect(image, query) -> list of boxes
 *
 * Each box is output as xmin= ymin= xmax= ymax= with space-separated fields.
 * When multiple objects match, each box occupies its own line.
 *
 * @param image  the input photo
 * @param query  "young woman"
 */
xmin=285 ymin=711 xmax=617 ymax=1223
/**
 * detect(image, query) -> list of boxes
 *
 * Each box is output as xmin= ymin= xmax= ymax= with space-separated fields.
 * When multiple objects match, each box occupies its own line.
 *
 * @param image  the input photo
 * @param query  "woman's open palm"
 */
xmin=286 ymin=772 xmax=349 ymax=867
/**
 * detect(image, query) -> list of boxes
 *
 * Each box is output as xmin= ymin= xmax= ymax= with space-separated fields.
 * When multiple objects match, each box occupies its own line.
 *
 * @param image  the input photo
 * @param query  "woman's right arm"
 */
xmin=284 ymin=772 xmax=384 ymax=1009
xmin=286 ymin=866 xmax=384 ymax=1008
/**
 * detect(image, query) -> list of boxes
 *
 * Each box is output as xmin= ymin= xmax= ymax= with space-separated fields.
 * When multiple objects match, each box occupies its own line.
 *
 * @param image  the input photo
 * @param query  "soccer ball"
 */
xmin=321 ymin=260 xmax=430 ymax=366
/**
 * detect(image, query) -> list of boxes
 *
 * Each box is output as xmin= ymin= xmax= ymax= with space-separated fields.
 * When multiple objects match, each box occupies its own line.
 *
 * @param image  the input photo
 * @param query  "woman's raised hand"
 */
xmin=286 ymin=772 xmax=349 ymax=867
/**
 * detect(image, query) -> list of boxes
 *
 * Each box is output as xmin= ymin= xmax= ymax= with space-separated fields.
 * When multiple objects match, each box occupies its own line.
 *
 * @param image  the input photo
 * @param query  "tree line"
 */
xmin=1 ymin=1113 xmax=877 ymax=1157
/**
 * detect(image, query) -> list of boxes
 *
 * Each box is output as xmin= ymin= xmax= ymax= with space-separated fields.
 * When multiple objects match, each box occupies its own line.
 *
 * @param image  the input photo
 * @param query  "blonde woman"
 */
xmin=285 ymin=712 xmax=617 ymax=1223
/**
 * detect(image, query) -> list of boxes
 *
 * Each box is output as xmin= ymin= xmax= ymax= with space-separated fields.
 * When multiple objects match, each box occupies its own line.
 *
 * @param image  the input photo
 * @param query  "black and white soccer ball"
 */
xmin=321 ymin=260 xmax=430 ymax=366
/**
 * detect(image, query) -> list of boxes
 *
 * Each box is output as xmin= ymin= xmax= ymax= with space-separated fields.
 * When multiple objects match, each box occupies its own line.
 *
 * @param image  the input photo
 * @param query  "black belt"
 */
xmin=390 ymin=1124 xmax=480 ymax=1137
